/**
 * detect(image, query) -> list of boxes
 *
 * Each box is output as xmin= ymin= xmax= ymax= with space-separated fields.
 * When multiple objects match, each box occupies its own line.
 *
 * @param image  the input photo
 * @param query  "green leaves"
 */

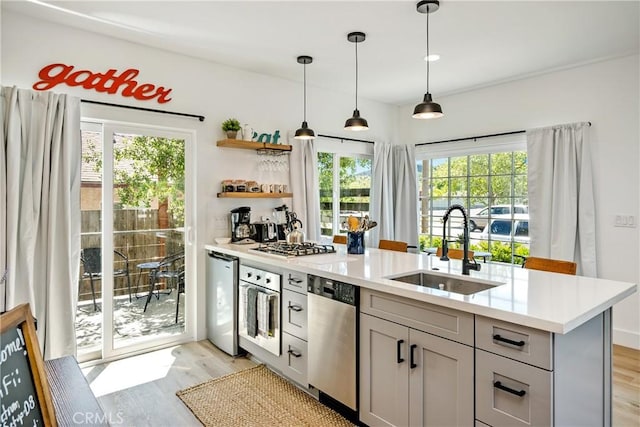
xmin=221 ymin=118 xmax=240 ymax=132
xmin=114 ymin=135 xmax=185 ymax=224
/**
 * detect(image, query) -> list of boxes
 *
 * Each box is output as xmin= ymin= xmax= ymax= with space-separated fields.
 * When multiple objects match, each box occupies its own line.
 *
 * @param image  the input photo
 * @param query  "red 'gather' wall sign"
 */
xmin=33 ymin=63 xmax=173 ymax=104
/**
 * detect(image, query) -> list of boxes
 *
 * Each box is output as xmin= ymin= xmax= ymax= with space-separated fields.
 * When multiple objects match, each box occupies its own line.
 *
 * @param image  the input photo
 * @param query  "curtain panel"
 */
xmin=288 ymin=135 xmax=321 ymax=241
xmin=526 ymin=122 xmax=596 ymax=277
xmin=371 ymin=142 xmax=418 ymax=248
xmin=1 ymin=86 xmax=81 ymax=358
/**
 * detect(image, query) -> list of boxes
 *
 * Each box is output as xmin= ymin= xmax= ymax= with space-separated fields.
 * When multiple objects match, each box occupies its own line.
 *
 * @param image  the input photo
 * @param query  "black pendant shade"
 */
xmin=345 ymin=32 xmax=369 ymax=131
xmin=294 ymin=55 xmax=315 ymax=140
xmin=344 ymin=109 xmax=369 ymax=131
xmin=412 ymin=93 xmax=443 ymax=119
xmin=413 ymin=0 xmax=444 ymax=120
xmin=295 ymin=121 xmax=315 ymax=139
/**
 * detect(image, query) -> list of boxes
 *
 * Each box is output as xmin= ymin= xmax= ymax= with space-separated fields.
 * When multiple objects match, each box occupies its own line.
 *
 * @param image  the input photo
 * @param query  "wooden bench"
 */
xmin=45 ymin=356 xmax=109 ymax=426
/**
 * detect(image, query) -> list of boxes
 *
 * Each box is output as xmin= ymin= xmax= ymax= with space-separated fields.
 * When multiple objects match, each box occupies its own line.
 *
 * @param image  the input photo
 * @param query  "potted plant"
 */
xmin=222 ymin=118 xmax=241 ymax=139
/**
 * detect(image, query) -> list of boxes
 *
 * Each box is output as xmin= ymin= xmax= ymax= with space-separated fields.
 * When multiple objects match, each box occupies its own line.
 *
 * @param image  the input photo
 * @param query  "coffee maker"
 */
xmin=230 ymin=206 xmax=256 ymax=243
xmin=273 ymin=204 xmax=289 ymax=241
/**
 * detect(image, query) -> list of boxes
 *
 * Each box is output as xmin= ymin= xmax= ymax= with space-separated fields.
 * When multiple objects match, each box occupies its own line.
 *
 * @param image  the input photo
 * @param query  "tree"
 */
xmin=429 ymin=152 xmax=527 ymax=205
xmin=113 ymin=135 xmax=185 ymax=227
xmin=83 ymin=135 xmax=185 ymax=226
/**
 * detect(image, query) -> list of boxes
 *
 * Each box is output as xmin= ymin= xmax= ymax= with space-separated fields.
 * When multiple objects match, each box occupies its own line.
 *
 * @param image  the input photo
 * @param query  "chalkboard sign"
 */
xmin=0 ymin=304 xmax=57 ymax=427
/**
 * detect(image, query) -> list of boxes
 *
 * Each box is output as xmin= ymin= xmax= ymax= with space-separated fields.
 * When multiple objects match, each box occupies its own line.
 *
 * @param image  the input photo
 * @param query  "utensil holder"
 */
xmin=347 ymin=231 xmax=365 ymax=254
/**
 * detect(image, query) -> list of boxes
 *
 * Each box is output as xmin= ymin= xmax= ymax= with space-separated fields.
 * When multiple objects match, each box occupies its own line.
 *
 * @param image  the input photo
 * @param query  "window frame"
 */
xmin=315 ymin=138 xmax=373 ymax=240
xmin=416 ymin=133 xmax=528 ymax=264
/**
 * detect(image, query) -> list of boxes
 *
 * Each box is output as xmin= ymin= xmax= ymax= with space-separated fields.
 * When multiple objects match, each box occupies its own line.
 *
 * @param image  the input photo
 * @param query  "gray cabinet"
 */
xmin=360 ymin=313 xmax=409 ymax=427
xmin=475 ymin=311 xmax=611 ymax=427
xmin=360 ymin=289 xmax=474 ymax=427
xmin=280 ymin=269 xmax=308 ymax=387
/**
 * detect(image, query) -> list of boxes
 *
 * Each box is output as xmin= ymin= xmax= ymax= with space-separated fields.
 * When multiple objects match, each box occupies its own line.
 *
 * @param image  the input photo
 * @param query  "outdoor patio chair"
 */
xmin=144 ymin=252 xmax=185 ymax=313
xmin=80 ymin=247 xmax=131 ymax=311
xmin=175 ymin=267 xmax=185 ymax=324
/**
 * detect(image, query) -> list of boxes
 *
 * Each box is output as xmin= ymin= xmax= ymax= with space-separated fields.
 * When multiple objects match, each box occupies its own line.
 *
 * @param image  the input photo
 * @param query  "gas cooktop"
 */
xmin=250 ymin=242 xmax=337 ymax=258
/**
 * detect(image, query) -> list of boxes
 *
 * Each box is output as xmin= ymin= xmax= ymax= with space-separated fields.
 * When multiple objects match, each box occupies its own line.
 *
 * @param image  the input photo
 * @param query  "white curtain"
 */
xmin=288 ymin=134 xmax=321 ymax=241
xmin=526 ymin=122 xmax=596 ymax=277
xmin=370 ymin=142 xmax=418 ymax=248
xmin=1 ymin=86 xmax=81 ymax=358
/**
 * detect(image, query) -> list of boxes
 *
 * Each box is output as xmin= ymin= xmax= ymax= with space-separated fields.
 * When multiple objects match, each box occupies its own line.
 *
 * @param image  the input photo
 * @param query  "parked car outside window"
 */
xmin=479 ymin=217 xmax=530 ymax=244
xmin=469 ymin=204 xmax=528 ymax=231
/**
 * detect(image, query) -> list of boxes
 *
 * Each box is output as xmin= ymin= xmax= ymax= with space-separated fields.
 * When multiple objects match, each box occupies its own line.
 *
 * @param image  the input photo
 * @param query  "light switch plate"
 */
xmin=614 ymin=215 xmax=636 ymax=228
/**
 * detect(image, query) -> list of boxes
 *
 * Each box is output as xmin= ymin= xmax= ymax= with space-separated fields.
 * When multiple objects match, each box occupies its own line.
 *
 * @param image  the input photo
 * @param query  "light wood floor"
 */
xmin=613 ymin=344 xmax=640 ymax=426
xmin=83 ymin=341 xmax=639 ymax=426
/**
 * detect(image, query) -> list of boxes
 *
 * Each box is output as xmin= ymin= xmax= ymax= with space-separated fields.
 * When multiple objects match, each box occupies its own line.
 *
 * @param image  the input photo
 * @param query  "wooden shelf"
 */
xmin=216 ymin=139 xmax=292 ymax=152
xmin=217 ymin=192 xmax=293 ymax=199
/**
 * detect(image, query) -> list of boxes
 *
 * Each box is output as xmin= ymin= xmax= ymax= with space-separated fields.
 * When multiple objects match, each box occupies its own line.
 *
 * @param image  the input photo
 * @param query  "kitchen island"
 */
xmin=205 ymin=242 xmax=636 ymax=426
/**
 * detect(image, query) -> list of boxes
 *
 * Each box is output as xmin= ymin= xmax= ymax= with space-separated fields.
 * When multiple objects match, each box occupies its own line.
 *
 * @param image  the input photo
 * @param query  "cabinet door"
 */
xmin=282 ymin=332 xmax=308 ymax=387
xmin=282 ymin=288 xmax=307 ymax=340
xmin=409 ymin=328 xmax=474 ymax=427
xmin=360 ymin=314 xmax=409 ymax=427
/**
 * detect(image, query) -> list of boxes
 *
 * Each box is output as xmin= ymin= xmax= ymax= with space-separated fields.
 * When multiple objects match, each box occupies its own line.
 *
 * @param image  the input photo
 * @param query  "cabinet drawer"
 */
xmin=360 ymin=289 xmax=474 ymax=346
xmin=283 ymin=270 xmax=307 ymax=293
xmin=476 ymin=349 xmax=552 ymax=427
xmin=476 ymin=315 xmax=552 ymax=370
xmin=282 ymin=288 xmax=307 ymax=341
xmin=282 ymin=332 xmax=308 ymax=387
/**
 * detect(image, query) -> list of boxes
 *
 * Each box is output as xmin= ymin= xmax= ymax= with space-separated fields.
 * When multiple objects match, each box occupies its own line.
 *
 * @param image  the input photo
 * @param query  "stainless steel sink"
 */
xmin=388 ymin=271 xmax=503 ymax=295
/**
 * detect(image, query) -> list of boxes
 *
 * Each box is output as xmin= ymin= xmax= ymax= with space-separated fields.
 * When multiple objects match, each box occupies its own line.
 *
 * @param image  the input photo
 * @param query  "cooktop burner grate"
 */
xmin=251 ymin=242 xmax=337 ymax=257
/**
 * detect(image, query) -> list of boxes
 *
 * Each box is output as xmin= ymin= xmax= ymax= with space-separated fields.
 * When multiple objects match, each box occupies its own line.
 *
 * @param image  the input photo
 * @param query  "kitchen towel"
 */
xmin=247 ymin=287 xmax=258 ymax=338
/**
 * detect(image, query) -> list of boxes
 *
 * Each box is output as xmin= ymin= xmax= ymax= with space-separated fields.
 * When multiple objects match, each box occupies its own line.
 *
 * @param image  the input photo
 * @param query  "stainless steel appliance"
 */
xmin=252 ymin=221 xmax=278 ymax=243
xmin=206 ymin=251 xmax=240 ymax=356
xmin=273 ymin=205 xmax=289 ymax=241
xmin=231 ymin=206 xmax=256 ymax=243
xmin=249 ymin=242 xmax=336 ymax=258
xmin=308 ymin=274 xmax=359 ymax=411
xmin=238 ymin=264 xmax=281 ymax=356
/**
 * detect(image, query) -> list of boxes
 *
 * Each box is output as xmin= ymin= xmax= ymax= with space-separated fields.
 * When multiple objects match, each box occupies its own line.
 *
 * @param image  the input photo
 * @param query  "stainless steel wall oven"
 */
xmin=238 ymin=264 xmax=281 ymax=356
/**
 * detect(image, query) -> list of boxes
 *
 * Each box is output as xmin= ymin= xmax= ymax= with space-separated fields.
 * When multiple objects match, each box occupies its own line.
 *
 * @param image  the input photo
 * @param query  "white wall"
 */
xmin=1 ymin=10 xmax=396 ymax=341
xmin=4 ymin=9 xmax=638 ymax=349
xmin=398 ymin=55 xmax=640 ymax=348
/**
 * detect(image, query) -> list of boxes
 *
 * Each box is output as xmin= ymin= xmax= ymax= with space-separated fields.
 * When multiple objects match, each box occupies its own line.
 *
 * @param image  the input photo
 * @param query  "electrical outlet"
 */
xmin=614 ymin=215 xmax=636 ymax=228
xmin=214 ymin=216 xmax=228 ymax=230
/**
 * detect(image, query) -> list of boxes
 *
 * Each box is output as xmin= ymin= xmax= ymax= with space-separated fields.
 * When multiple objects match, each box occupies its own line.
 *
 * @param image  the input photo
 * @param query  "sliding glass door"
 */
xmin=77 ymin=121 xmax=193 ymax=361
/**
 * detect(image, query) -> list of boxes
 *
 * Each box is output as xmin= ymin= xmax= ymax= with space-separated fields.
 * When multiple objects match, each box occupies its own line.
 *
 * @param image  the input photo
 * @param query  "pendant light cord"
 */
xmin=355 ymin=39 xmax=359 ymax=110
xmin=426 ymin=7 xmax=430 ymax=94
xmin=303 ymin=62 xmax=307 ymax=121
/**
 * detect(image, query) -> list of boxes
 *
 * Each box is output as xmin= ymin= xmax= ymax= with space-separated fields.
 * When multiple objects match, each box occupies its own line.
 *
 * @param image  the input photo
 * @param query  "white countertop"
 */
xmin=204 ymin=243 xmax=636 ymax=334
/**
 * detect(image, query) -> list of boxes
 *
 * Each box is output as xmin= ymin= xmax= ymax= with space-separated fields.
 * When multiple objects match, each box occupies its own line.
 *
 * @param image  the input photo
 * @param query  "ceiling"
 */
xmin=3 ymin=0 xmax=639 ymax=106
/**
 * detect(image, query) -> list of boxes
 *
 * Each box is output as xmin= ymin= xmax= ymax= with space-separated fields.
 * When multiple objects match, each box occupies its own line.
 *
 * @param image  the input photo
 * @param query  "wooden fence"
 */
xmin=79 ymin=209 xmax=184 ymax=302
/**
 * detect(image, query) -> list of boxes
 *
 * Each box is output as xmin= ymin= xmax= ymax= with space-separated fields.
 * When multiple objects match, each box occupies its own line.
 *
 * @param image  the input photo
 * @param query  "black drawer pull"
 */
xmin=493 ymin=381 xmax=526 ymax=397
xmin=493 ymin=334 xmax=525 ymax=347
xmin=288 ymin=349 xmax=302 ymax=358
xmin=397 ymin=339 xmax=404 ymax=363
xmin=288 ymin=304 xmax=303 ymax=312
xmin=410 ymin=344 xmax=418 ymax=369
xmin=288 ymin=277 xmax=303 ymax=284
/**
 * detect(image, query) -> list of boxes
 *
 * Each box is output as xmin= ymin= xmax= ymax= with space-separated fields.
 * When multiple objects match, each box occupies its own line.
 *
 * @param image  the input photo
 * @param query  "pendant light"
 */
xmin=344 ymin=31 xmax=369 ymax=131
xmin=294 ymin=55 xmax=315 ymax=140
xmin=413 ymin=0 xmax=444 ymax=119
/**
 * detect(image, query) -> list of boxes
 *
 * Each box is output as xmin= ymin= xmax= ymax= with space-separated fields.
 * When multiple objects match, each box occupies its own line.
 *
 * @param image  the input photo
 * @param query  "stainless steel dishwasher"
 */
xmin=206 ymin=251 xmax=239 ymax=356
xmin=308 ymin=274 xmax=358 ymax=412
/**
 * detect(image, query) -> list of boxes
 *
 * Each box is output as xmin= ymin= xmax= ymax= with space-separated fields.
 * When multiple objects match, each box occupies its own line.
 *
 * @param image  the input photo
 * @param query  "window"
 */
xmin=416 ymin=135 xmax=529 ymax=264
xmin=316 ymin=140 xmax=372 ymax=241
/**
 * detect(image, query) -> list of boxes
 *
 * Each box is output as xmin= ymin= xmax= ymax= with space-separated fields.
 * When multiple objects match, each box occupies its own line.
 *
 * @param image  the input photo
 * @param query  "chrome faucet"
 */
xmin=441 ymin=204 xmax=481 ymax=276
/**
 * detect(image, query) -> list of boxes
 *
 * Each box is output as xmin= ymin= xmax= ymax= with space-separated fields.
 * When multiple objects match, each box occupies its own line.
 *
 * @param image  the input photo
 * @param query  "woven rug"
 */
xmin=176 ymin=365 xmax=354 ymax=427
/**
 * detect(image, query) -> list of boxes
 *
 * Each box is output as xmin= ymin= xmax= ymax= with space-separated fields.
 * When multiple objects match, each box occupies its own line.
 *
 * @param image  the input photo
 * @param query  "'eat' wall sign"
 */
xmin=33 ymin=63 xmax=173 ymax=104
